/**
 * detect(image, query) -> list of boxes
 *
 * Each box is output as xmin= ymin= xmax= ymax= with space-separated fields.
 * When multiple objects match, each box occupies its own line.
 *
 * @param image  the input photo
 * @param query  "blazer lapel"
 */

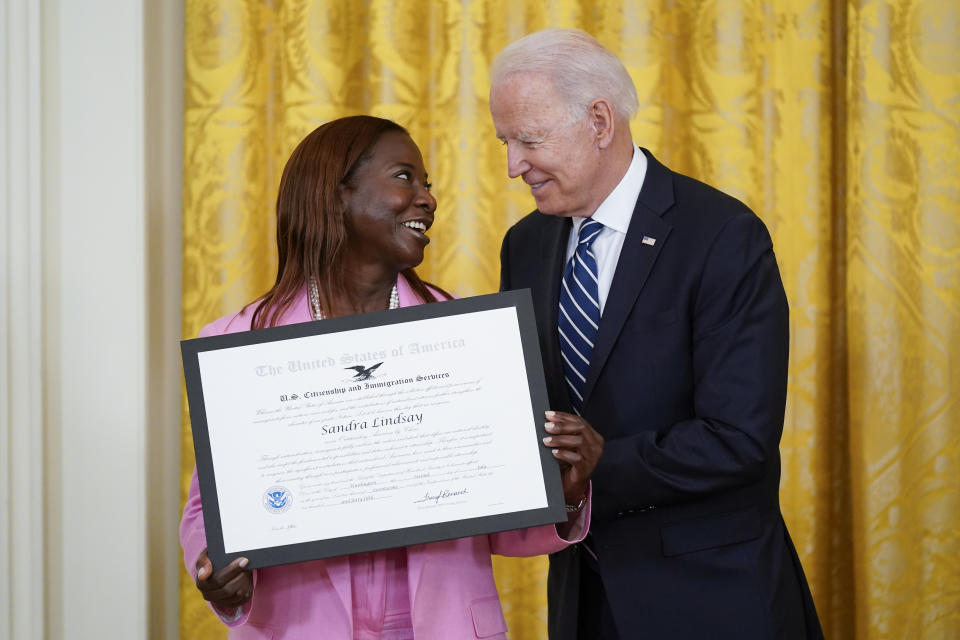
xmin=537 ymin=214 xmax=572 ymax=409
xmin=323 ymin=556 xmax=354 ymax=621
xmin=582 ymin=150 xmax=675 ymax=403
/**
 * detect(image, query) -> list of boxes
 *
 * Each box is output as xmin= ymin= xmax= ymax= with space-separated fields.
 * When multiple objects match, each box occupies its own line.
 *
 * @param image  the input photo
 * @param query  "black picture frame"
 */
xmin=181 ymin=289 xmax=566 ymax=571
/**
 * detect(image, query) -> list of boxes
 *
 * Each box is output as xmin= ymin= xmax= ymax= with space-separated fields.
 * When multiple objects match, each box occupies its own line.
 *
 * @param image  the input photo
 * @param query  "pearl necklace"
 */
xmin=308 ymin=277 xmax=399 ymax=321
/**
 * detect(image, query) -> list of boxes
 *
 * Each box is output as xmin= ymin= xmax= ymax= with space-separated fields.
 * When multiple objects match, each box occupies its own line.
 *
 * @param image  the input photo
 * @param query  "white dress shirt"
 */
xmin=565 ymin=145 xmax=647 ymax=315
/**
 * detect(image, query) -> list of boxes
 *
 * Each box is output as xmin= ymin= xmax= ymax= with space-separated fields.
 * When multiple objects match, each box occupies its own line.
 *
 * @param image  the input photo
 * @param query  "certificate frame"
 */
xmin=182 ymin=289 xmax=567 ymax=571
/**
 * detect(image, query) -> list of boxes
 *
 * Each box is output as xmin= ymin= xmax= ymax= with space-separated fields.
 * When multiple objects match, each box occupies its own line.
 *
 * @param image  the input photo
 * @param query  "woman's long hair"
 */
xmin=250 ymin=116 xmax=449 ymax=329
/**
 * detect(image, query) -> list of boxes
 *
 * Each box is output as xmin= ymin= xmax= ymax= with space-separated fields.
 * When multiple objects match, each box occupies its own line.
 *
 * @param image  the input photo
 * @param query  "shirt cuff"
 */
xmin=556 ymin=482 xmax=592 ymax=542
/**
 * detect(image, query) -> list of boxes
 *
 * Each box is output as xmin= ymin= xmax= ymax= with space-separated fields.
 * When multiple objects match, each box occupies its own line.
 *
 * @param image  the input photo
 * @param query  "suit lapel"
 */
xmin=537 ymin=214 xmax=572 ymax=408
xmin=582 ymin=150 xmax=675 ymax=404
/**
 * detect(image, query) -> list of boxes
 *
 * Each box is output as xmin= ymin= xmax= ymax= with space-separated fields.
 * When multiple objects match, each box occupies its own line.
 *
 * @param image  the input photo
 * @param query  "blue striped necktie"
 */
xmin=558 ymin=218 xmax=604 ymax=415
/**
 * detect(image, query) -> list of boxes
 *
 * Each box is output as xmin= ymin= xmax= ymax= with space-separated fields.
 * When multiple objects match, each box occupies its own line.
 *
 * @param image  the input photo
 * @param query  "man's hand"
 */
xmin=542 ymin=410 xmax=604 ymax=506
xmin=195 ymin=549 xmax=253 ymax=610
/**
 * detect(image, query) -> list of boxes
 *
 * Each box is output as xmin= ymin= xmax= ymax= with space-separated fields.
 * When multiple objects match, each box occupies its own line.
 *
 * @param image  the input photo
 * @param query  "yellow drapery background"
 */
xmin=178 ymin=1 xmax=959 ymax=638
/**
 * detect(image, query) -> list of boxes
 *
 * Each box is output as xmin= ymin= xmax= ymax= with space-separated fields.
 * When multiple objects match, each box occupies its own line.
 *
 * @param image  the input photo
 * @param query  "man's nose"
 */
xmin=506 ymin=143 xmax=530 ymax=179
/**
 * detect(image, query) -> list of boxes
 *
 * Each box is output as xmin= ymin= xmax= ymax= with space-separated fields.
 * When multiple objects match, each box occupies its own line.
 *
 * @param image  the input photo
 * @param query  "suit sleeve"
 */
xmin=591 ymin=213 xmax=790 ymax=517
xmin=179 ymin=320 xmax=258 ymax=627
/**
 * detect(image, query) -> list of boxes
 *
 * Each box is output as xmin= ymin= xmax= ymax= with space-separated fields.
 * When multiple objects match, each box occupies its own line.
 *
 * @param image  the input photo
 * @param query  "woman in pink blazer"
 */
xmin=180 ymin=116 xmax=603 ymax=639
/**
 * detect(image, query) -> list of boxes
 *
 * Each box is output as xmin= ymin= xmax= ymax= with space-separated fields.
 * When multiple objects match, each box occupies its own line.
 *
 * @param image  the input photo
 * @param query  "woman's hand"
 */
xmin=195 ymin=549 xmax=253 ymax=611
xmin=542 ymin=410 xmax=604 ymax=507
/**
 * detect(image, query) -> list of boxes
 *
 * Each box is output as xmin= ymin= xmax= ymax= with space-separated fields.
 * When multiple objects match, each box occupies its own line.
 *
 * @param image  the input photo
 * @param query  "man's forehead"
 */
xmin=492 ymin=72 xmax=560 ymax=103
xmin=491 ymin=82 xmax=568 ymax=136
xmin=493 ymin=107 xmax=570 ymax=140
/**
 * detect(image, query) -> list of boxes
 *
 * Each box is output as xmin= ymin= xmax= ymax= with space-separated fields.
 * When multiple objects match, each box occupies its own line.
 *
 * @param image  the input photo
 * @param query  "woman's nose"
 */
xmin=417 ymin=183 xmax=436 ymax=213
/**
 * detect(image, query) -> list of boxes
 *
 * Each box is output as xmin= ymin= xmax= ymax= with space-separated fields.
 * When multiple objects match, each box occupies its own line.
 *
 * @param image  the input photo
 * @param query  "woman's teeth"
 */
xmin=402 ymin=221 xmax=427 ymax=232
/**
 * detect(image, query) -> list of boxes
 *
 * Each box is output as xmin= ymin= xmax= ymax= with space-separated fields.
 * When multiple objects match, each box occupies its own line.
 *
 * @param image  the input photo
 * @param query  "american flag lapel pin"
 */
xmin=642 ymin=235 xmax=656 ymax=246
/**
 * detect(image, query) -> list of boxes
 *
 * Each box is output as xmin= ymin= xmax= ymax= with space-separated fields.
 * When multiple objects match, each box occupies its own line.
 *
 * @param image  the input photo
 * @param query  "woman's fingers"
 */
xmin=542 ymin=434 xmax=584 ymax=448
xmin=543 ymin=411 xmax=586 ymax=433
xmin=195 ymin=552 xmax=253 ymax=607
xmin=541 ymin=410 xmax=604 ymax=504
xmin=196 ymin=554 xmax=248 ymax=588
xmin=204 ymin=572 xmax=253 ymax=606
xmin=544 ymin=435 xmax=585 ymax=462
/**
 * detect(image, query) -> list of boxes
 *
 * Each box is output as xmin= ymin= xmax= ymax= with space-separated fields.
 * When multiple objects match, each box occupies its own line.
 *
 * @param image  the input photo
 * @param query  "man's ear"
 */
xmin=589 ymin=99 xmax=616 ymax=150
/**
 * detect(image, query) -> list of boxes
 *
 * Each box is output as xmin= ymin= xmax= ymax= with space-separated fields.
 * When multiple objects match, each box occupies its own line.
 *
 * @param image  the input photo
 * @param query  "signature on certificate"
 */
xmin=414 ymin=488 xmax=469 ymax=505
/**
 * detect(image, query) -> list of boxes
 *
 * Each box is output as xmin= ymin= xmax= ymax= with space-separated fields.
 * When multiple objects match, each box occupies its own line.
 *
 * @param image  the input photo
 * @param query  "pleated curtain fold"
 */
xmin=179 ymin=2 xmax=960 ymax=638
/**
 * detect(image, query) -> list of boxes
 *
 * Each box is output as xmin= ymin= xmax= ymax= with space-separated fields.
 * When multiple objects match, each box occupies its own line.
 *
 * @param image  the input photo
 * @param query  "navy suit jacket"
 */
xmin=500 ymin=149 xmax=823 ymax=639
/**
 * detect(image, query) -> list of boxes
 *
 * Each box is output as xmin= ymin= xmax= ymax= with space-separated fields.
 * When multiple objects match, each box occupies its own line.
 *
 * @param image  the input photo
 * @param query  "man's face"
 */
xmin=490 ymin=72 xmax=602 ymax=218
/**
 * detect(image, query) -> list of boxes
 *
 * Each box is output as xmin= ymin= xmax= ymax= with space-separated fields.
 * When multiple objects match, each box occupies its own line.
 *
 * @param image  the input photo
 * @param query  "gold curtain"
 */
xmin=179 ymin=1 xmax=960 ymax=638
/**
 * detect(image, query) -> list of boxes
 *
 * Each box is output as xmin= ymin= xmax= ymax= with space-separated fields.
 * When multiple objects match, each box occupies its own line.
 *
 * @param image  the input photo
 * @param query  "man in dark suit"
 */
xmin=490 ymin=29 xmax=824 ymax=640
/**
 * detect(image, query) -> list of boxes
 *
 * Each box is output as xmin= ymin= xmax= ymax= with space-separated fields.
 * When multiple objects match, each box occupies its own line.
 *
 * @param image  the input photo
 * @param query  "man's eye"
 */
xmin=425 ymin=182 xmax=433 ymax=191
xmin=395 ymin=171 xmax=411 ymax=180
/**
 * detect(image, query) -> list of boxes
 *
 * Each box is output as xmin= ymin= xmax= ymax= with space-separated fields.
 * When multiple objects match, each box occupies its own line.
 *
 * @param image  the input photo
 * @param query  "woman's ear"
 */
xmin=338 ymin=181 xmax=354 ymax=212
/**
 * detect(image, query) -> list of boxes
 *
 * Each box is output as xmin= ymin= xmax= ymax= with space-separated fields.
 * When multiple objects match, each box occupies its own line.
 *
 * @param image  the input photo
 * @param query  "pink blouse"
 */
xmin=350 ymin=548 xmax=414 ymax=640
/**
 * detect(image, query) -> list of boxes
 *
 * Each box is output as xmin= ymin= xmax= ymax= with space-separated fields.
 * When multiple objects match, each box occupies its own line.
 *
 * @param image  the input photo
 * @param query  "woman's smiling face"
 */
xmin=340 ymin=130 xmax=437 ymax=273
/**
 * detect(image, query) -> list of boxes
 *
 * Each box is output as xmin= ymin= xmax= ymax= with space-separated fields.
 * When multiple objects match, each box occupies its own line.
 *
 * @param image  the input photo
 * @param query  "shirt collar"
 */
xmin=573 ymin=145 xmax=647 ymax=235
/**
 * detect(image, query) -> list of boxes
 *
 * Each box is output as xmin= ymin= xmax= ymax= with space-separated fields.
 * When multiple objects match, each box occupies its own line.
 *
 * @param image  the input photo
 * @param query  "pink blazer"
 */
xmin=180 ymin=275 xmax=590 ymax=639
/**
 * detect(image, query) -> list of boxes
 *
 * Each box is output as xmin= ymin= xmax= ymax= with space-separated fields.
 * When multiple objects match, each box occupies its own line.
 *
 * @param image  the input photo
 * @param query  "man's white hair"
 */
xmin=491 ymin=28 xmax=639 ymax=122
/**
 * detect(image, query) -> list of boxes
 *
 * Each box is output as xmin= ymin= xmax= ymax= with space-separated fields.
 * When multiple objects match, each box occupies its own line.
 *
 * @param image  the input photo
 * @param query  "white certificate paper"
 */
xmin=182 ymin=290 xmax=565 ymax=570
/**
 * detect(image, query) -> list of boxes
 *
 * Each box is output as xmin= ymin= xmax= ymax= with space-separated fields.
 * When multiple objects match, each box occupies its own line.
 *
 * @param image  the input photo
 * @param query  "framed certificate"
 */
xmin=182 ymin=289 xmax=567 ymax=570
